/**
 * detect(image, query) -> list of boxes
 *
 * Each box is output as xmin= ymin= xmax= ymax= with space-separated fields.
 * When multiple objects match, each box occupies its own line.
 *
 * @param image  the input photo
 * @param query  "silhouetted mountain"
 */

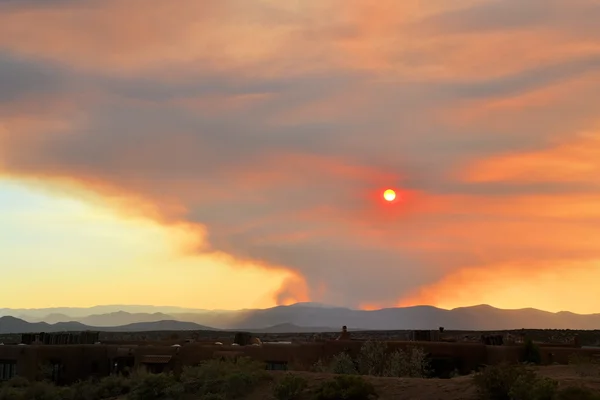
xmin=246 ymin=323 xmax=341 ymax=333
xmin=99 ymin=320 xmax=212 ymax=332
xmin=3 ymin=304 xmax=600 ymax=331
xmin=178 ymin=304 xmax=600 ymax=330
xmin=0 ymin=316 xmax=214 ymax=334
xmin=77 ymin=312 xmax=176 ymax=327
xmin=0 ymin=316 xmax=51 ymax=334
xmin=0 ymin=305 xmax=206 ymax=320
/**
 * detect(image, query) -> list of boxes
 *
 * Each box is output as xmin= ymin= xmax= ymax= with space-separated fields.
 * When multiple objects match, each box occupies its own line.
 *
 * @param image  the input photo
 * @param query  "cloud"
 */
xmin=1 ymin=0 xmax=600 ymax=311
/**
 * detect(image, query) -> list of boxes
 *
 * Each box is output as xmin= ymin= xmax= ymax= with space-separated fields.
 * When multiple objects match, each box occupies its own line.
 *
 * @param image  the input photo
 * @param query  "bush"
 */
xmin=509 ymin=374 xmax=557 ymax=400
xmin=70 ymin=374 xmax=132 ymax=400
xmin=386 ymin=347 xmax=430 ymax=378
xmin=329 ymin=352 xmax=358 ymax=375
xmin=95 ymin=374 xmax=131 ymax=398
xmin=313 ymin=375 xmax=378 ymax=400
xmin=0 ymin=386 xmax=23 ymax=400
xmin=357 ymin=341 xmax=388 ymax=376
xmin=272 ymin=374 xmax=308 ymax=400
xmin=128 ymin=372 xmax=182 ymax=400
xmin=473 ymin=363 xmax=558 ymax=400
xmin=522 ymin=338 xmax=542 ymax=365
xmin=18 ymin=381 xmax=74 ymax=400
xmin=179 ymin=357 xmax=268 ymax=399
xmin=5 ymin=377 xmax=30 ymax=388
xmin=310 ymin=359 xmax=328 ymax=373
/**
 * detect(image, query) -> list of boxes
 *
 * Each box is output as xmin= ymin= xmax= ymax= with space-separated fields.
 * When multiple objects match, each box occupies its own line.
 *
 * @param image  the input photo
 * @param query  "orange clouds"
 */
xmin=399 ymin=260 xmax=600 ymax=314
xmin=463 ymin=132 xmax=600 ymax=184
xmin=1 ymin=0 xmax=600 ymax=312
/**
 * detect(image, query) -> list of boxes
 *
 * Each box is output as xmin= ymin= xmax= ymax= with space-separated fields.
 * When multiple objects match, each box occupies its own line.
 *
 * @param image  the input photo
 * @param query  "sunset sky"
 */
xmin=1 ymin=0 xmax=600 ymax=313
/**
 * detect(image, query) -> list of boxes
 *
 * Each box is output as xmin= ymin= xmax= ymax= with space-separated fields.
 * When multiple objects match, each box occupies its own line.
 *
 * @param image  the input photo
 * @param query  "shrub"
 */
xmin=19 ymin=381 xmax=73 ymax=400
xmin=314 ymin=375 xmax=378 ymax=400
xmin=95 ymin=374 xmax=131 ymax=398
xmin=473 ymin=363 xmax=557 ymax=400
xmin=71 ymin=374 xmax=132 ymax=400
xmin=509 ymin=374 xmax=557 ymax=400
xmin=128 ymin=372 xmax=182 ymax=400
xmin=386 ymin=347 xmax=430 ymax=378
xmin=329 ymin=352 xmax=358 ymax=375
xmin=179 ymin=357 xmax=268 ymax=399
xmin=522 ymin=338 xmax=542 ymax=365
xmin=272 ymin=374 xmax=308 ymax=400
xmin=357 ymin=341 xmax=388 ymax=376
xmin=0 ymin=386 xmax=23 ymax=400
xmin=5 ymin=376 xmax=30 ymax=388
xmin=310 ymin=359 xmax=328 ymax=373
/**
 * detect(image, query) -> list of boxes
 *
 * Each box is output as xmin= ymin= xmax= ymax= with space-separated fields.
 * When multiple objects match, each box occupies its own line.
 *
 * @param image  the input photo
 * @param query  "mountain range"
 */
xmin=2 ymin=303 xmax=600 ymax=334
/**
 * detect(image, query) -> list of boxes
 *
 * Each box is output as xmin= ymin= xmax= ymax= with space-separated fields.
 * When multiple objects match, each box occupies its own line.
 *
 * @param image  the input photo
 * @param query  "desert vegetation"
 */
xmin=0 ymin=356 xmax=379 ymax=400
xmin=473 ymin=363 xmax=600 ymax=400
xmin=310 ymin=340 xmax=431 ymax=378
xmin=2 ymin=343 xmax=600 ymax=400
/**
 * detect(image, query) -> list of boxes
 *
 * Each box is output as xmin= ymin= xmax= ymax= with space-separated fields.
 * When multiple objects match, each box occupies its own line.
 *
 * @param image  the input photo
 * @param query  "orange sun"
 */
xmin=383 ymin=189 xmax=396 ymax=202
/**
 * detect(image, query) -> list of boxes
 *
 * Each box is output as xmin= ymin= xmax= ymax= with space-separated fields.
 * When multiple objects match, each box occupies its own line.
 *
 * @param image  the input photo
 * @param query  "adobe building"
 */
xmin=1 ymin=332 xmax=599 ymax=384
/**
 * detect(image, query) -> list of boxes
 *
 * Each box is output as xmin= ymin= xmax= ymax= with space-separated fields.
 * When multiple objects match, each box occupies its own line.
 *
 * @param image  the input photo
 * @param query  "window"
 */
xmin=0 ymin=361 xmax=17 ymax=381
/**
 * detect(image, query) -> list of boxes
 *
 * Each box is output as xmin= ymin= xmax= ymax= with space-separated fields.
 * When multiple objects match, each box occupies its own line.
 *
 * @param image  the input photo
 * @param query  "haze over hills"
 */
xmin=2 ymin=303 xmax=600 ymax=333
xmin=0 ymin=317 xmax=215 ymax=334
xmin=0 ymin=305 xmax=212 ymax=320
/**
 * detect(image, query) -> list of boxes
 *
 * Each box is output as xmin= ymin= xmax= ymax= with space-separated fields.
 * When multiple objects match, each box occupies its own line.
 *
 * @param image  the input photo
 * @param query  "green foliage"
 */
xmin=0 ymin=386 xmax=23 ymax=400
xmin=310 ymin=359 xmax=328 ymax=373
xmin=313 ymin=375 xmax=378 ymax=400
xmin=70 ymin=374 xmax=132 ymax=400
xmin=329 ymin=352 xmax=358 ymax=375
xmin=473 ymin=363 xmax=560 ymax=400
xmin=509 ymin=374 xmax=557 ymax=400
xmin=272 ymin=374 xmax=308 ymax=400
xmin=522 ymin=338 xmax=542 ymax=365
xmin=128 ymin=372 xmax=183 ymax=400
xmin=386 ymin=347 xmax=431 ymax=378
xmin=179 ymin=357 xmax=268 ymax=399
xmin=314 ymin=343 xmax=430 ymax=378
xmin=20 ymin=381 xmax=73 ymax=400
xmin=4 ymin=377 xmax=31 ymax=388
xmin=357 ymin=341 xmax=388 ymax=376
xmin=96 ymin=374 xmax=132 ymax=398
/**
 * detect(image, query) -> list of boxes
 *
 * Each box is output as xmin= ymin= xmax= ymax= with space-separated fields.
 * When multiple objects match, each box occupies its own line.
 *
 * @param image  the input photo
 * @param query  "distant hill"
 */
xmin=77 ymin=312 xmax=176 ymax=327
xmin=99 ymin=320 xmax=212 ymax=332
xmin=0 ymin=305 xmax=208 ymax=320
xmin=0 ymin=317 xmax=215 ymax=334
xmin=246 ymin=323 xmax=342 ymax=333
xmin=3 ymin=303 xmax=600 ymax=331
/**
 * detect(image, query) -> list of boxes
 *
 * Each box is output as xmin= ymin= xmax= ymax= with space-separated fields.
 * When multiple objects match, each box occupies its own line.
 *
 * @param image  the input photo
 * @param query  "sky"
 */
xmin=1 ymin=0 xmax=600 ymax=313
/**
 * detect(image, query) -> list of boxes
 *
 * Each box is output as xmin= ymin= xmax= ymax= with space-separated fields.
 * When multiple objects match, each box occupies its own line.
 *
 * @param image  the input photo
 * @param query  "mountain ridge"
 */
xmin=2 ymin=304 xmax=600 ymax=332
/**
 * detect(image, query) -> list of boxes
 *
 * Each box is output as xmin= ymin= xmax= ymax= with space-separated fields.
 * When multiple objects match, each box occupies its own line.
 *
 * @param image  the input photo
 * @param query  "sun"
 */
xmin=383 ymin=189 xmax=396 ymax=202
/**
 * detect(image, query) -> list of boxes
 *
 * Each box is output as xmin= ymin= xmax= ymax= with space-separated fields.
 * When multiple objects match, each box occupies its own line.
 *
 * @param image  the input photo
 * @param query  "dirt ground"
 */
xmin=247 ymin=365 xmax=600 ymax=400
